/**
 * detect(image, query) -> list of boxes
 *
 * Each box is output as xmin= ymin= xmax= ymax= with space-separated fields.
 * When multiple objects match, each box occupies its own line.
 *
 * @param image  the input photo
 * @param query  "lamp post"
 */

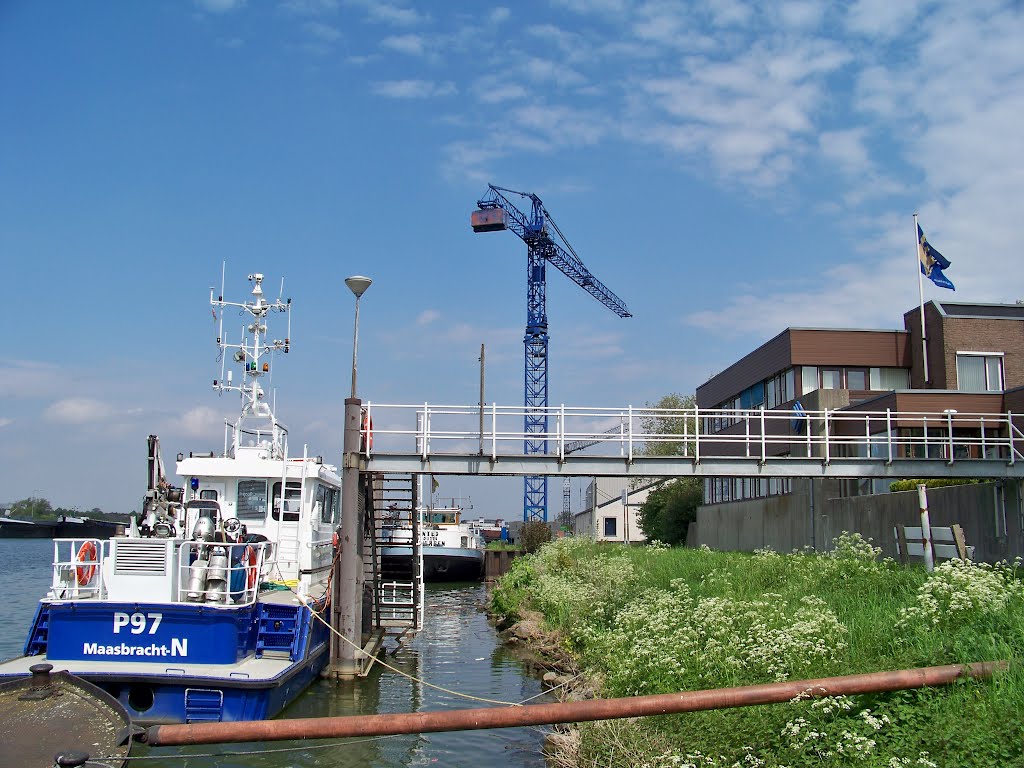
xmin=345 ymin=276 xmax=372 ymax=398
xmin=331 ymin=275 xmax=372 ymax=679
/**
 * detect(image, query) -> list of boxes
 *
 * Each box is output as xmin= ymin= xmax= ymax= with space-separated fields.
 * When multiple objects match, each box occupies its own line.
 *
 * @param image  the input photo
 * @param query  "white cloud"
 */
xmin=180 ymin=406 xmax=224 ymax=439
xmin=306 ymin=21 xmax=340 ymax=41
xmin=819 ymin=128 xmax=870 ymax=173
xmin=194 ymin=0 xmax=246 ymax=13
xmin=777 ymin=1 xmax=826 ymax=29
xmin=363 ymin=2 xmax=426 ymax=27
xmin=371 ymin=80 xmax=456 ymax=98
xmin=489 ymin=7 xmax=511 ymax=24
xmin=280 ymin=0 xmax=338 ymax=15
xmin=381 ymin=34 xmax=425 ymax=56
xmin=44 ymin=398 xmax=116 ymax=425
xmin=845 ymin=0 xmax=924 ymax=38
xmin=417 ymin=309 xmax=441 ymax=326
xmin=0 ymin=418 xmax=12 ymax=428
xmin=0 ymin=360 xmax=61 ymax=399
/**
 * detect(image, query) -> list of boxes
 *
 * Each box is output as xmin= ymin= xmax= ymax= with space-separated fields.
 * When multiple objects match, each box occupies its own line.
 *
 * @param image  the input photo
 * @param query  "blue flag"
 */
xmin=918 ymin=224 xmax=955 ymax=290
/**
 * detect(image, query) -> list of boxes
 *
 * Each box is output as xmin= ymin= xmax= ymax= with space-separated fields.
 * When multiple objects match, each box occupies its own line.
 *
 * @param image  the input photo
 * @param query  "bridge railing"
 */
xmin=360 ymin=403 xmax=1024 ymax=466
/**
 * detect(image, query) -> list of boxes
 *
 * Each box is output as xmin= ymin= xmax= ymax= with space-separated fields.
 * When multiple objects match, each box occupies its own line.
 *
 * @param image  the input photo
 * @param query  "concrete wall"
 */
xmin=696 ymin=479 xmax=1024 ymax=562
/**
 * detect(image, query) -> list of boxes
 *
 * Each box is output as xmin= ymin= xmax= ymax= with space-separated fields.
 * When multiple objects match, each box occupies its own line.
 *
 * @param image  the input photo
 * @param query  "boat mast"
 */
xmin=211 ymin=271 xmax=292 ymax=457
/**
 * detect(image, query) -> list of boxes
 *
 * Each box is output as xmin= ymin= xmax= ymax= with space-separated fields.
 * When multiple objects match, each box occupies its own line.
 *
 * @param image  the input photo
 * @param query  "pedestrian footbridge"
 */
xmin=356 ymin=403 xmax=1024 ymax=480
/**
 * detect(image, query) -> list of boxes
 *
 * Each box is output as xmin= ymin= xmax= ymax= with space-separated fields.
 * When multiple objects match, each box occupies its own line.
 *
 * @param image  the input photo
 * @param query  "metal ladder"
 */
xmin=364 ymin=473 xmax=423 ymax=637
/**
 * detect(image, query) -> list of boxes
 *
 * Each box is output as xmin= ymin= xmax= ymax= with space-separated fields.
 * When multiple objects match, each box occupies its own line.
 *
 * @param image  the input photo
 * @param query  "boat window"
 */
xmin=200 ymin=490 xmax=218 ymax=500
xmin=313 ymin=484 xmax=339 ymax=524
xmin=272 ymin=481 xmax=302 ymax=521
xmin=325 ymin=486 xmax=339 ymax=524
xmin=237 ymin=479 xmax=268 ymax=520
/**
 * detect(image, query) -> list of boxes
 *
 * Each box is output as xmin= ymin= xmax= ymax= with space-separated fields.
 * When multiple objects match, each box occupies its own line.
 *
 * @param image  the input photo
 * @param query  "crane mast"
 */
xmin=472 ymin=184 xmax=631 ymax=522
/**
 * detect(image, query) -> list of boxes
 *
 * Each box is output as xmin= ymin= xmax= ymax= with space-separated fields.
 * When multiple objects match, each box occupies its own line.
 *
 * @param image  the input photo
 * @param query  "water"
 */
xmin=0 ymin=539 xmax=552 ymax=767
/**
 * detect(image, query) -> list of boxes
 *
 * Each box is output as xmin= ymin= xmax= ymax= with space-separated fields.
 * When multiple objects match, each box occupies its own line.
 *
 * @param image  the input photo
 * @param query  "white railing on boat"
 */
xmin=359 ymin=403 xmax=1024 ymax=466
xmin=50 ymin=538 xmax=270 ymax=607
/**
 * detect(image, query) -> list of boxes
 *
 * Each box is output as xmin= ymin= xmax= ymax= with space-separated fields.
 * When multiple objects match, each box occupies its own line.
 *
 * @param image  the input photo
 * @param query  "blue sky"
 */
xmin=2 ymin=0 xmax=1022 ymax=519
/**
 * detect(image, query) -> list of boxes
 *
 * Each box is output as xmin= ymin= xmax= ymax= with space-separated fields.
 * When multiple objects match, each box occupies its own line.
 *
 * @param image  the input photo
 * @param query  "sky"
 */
xmin=1 ymin=0 xmax=1023 ymax=521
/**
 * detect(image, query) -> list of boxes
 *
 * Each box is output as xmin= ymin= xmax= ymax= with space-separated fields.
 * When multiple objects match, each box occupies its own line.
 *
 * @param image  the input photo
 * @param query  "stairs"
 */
xmin=24 ymin=604 xmax=50 ymax=656
xmin=365 ymin=473 xmax=423 ymax=634
xmin=255 ymin=603 xmax=308 ymax=660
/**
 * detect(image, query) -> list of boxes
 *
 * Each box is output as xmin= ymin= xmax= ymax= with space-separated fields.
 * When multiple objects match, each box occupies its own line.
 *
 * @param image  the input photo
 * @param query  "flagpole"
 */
xmin=914 ymin=213 xmax=929 ymax=386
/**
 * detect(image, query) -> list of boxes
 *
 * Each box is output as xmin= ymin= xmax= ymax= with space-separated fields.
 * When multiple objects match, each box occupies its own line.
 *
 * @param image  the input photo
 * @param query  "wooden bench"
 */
xmin=894 ymin=524 xmax=973 ymax=565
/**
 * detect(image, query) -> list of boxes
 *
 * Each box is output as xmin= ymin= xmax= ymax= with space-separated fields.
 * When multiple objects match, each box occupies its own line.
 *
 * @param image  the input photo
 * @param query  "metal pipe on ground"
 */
xmin=144 ymin=661 xmax=1005 ymax=747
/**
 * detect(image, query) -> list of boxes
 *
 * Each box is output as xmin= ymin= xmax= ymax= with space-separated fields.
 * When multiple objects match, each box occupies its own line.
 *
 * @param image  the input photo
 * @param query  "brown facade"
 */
xmin=695 ymin=302 xmax=1024 ymax=556
xmin=697 ymin=328 xmax=909 ymax=409
xmin=903 ymin=301 xmax=1024 ymax=390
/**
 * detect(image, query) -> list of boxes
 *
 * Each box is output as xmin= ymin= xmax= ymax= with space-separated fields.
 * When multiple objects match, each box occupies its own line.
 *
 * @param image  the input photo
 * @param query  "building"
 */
xmin=572 ymin=477 xmax=654 ymax=543
xmin=693 ymin=300 xmax=1024 ymax=561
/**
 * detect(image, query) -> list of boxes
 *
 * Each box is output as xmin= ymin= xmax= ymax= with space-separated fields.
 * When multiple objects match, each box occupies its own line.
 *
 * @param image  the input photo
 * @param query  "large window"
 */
xmin=801 ymin=366 xmax=818 ymax=395
xmin=869 ymin=367 xmax=910 ymax=390
xmin=272 ymin=481 xmax=303 ymax=522
xmin=956 ymin=353 xmax=1004 ymax=392
xmin=236 ymin=479 xmax=268 ymax=520
xmin=766 ymin=368 xmax=795 ymax=408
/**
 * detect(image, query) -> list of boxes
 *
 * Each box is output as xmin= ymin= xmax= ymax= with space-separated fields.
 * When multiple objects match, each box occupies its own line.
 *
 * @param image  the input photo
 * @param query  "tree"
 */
xmin=637 ymin=478 xmax=702 ymax=545
xmin=10 ymin=497 xmax=53 ymax=520
xmin=640 ymin=392 xmax=698 ymax=457
xmin=519 ymin=520 xmax=552 ymax=553
xmin=635 ymin=393 xmax=703 ymax=545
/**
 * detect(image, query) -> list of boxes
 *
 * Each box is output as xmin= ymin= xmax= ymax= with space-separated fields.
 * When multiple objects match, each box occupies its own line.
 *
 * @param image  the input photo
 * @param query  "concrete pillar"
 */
xmin=328 ymin=397 xmax=365 ymax=678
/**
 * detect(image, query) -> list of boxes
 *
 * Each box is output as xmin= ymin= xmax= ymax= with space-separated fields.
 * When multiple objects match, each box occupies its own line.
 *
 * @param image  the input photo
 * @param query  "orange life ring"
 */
xmin=244 ymin=545 xmax=258 ymax=590
xmin=361 ymin=410 xmax=374 ymax=452
xmin=76 ymin=541 xmax=98 ymax=586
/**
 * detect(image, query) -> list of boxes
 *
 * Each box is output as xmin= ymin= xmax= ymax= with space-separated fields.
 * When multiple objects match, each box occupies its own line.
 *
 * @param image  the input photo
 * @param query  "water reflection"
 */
xmin=131 ymin=582 xmax=551 ymax=768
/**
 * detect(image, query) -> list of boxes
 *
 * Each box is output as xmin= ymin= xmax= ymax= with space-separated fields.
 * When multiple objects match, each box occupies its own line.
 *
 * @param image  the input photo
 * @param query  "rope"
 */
xmin=301 ymin=591 xmax=522 ymax=707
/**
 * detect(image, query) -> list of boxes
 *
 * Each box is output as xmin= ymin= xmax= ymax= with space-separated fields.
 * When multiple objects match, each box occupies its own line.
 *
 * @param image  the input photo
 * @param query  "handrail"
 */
xmin=356 ymin=403 xmax=1024 ymax=467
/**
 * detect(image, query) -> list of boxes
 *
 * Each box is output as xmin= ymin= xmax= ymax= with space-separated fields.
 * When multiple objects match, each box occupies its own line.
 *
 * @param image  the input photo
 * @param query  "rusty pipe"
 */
xmin=145 ymin=661 xmax=1005 ymax=747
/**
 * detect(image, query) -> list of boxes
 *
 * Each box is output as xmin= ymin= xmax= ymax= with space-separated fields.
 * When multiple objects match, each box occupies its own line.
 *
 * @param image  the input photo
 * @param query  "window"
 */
xmin=236 ymin=479 xmax=268 ymax=520
xmin=272 ymin=481 xmax=303 ymax=522
xmin=200 ymin=490 xmax=218 ymax=500
xmin=801 ymin=366 xmax=818 ymax=395
xmin=956 ymin=353 xmax=1003 ymax=392
xmin=765 ymin=368 xmax=795 ymax=409
xmin=846 ymin=369 xmax=867 ymax=390
xmin=603 ymin=517 xmax=617 ymax=537
xmin=869 ymin=367 xmax=910 ymax=390
xmin=821 ymin=368 xmax=842 ymax=389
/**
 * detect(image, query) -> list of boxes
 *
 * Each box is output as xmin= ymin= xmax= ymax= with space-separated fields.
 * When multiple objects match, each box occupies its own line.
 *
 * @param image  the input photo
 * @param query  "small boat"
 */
xmin=381 ymin=500 xmax=485 ymax=582
xmin=0 ymin=272 xmax=346 ymax=724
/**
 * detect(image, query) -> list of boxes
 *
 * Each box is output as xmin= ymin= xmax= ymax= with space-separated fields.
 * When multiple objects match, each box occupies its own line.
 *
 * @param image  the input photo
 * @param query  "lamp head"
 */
xmin=345 ymin=276 xmax=372 ymax=298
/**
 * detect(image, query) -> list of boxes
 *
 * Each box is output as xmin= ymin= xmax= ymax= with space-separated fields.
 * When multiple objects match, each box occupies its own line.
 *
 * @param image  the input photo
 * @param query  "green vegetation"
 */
xmin=634 ymin=393 xmax=702 ymax=545
xmin=889 ymin=478 xmax=986 ymax=492
xmin=637 ymin=479 xmax=701 ymax=546
xmin=519 ymin=520 xmax=553 ymax=553
xmin=3 ymin=497 xmax=127 ymax=524
xmin=491 ymin=536 xmax=1024 ymax=767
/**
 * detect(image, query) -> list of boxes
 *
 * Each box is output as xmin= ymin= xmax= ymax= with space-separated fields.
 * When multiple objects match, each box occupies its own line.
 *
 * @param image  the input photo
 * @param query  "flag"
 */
xmin=431 ymin=475 xmax=439 ymax=493
xmin=918 ymin=224 xmax=955 ymax=290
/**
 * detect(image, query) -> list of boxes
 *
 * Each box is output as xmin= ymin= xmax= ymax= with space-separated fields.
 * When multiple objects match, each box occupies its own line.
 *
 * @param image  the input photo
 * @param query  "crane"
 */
xmin=471 ymin=184 xmax=632 ymax=522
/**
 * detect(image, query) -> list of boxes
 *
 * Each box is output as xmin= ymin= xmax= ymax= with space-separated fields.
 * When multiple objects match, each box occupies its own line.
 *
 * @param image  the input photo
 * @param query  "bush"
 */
xmin=519 ymin=520 xmax=552 ymax=553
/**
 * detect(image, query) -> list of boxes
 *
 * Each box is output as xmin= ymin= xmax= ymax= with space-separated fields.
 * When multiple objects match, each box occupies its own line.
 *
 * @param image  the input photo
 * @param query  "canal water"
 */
xmin=0 ymin=539 xmax=552 ymax=767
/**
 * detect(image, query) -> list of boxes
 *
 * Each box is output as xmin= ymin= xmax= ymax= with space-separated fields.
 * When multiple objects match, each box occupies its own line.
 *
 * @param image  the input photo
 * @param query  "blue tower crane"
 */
xmin=471 ymin=184 xmax=632 ymax=522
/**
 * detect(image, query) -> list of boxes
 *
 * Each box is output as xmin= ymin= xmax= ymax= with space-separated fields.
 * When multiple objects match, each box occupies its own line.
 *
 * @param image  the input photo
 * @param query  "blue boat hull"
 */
xmin=1 ymin=596 xmax=331 ymax=724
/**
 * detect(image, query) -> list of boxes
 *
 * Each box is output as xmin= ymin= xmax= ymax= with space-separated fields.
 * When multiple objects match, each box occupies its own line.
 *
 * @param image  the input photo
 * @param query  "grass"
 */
xmin=491 ymin=535 xmax=1024 ymax=767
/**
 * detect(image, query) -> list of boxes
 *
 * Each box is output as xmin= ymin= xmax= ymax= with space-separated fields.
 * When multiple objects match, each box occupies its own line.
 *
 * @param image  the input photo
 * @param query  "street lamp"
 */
xmin=345 ymin=276 xmax=372 ymax=399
